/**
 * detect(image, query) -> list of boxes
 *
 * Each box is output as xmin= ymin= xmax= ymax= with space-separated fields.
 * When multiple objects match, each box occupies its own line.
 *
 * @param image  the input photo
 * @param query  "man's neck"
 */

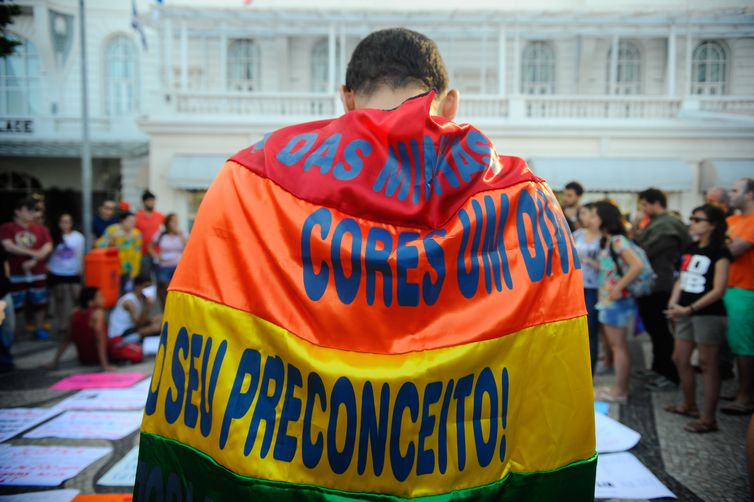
xmin=355 ymin=85 xmax=430 ymax=111
xmin=742 ymin=203 xmax=754 ymax=216
xmin=14 ymin=217 xmax=29 ymax=228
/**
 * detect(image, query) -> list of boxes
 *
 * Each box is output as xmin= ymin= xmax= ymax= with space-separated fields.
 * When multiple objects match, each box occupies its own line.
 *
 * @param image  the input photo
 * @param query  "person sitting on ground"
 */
xmin=46 ymin=287 xmax=114 ymax=372
xmin=107 ymin=274 xmax=161 ymax=363
xmin=664 ymin=204 xmax=730 ymax=433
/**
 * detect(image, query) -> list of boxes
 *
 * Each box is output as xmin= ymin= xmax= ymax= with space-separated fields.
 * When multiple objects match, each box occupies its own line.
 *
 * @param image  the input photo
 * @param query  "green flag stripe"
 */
xmin=134 ymin=433 xmax=597 ymax=501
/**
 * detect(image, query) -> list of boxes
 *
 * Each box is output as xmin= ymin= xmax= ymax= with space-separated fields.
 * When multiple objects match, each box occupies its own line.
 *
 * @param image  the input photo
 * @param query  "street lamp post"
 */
xmin=79 ymin=0 xmax=93 ymax=249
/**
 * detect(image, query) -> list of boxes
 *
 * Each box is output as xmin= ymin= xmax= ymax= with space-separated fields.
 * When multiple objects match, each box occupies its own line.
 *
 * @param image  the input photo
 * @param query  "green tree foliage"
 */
xmin=0 ymin=1 xmax=21 ymax=58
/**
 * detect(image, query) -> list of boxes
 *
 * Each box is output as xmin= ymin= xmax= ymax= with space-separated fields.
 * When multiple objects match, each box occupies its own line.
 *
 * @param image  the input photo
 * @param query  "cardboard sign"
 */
xmin=595 ymin=412 xmax=641 ymax=454
xmin=53 ymin=388 xmax=148 ymax=411
xmin=98 ymin=447 xmax=138 ymax=487
xmin=0 ymin=408 xmax=62 ymax=443
xmin=50 ymin=373 xmax=146 ymax=390
xmin=23 ymin=411 xmax=142 ymax=441
xmin=0 ymin=445 xmax=110 ymax=486
xmin=596 ymin=452 xmax=676 ymax=499
xmin=0 ymin=489 xmax=79 ymax=501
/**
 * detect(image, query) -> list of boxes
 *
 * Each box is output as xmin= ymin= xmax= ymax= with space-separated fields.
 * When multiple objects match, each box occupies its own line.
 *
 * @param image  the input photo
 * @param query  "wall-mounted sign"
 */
xmin=0 ymin=119 xmax=34 ymax=134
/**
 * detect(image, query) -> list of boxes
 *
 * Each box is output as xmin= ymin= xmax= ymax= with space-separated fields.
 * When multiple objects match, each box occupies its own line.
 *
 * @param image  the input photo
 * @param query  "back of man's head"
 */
xmin=345 ymin=28 xmax=448 ymax=98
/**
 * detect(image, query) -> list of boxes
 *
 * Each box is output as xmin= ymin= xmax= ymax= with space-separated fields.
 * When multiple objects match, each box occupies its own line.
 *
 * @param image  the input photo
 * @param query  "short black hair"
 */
xmin=14 ymin=198 xmax=37 ymax=211
xmin=133 ymin=273 xmax=152 ymax=287
xmin=79 ymin=287 xmax=99 ymax=309
xmin=119 ymin=211 xmax=134 ymax=222
xmin=142 ymin=189 xmax=156 ymax=202
xmin=564 ymin=181 xmax=584 ymax=197
xmin=345 ymin=28 xmax=449 ymax=97
xmin=742 ymin=177 xmax=754 ymax=194
xmin=638 ymin=188 xmax=667 ymax=208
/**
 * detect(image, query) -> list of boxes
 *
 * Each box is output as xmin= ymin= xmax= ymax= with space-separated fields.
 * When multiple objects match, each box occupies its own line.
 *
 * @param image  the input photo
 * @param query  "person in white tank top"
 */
xmin=108 ymin=274 xmax=162 ymax=343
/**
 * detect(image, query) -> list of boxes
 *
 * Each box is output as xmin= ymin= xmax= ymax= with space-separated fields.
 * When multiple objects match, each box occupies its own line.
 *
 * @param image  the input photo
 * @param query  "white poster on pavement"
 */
xmin=142 ymin=336 xmax=160 ymax=356
xmin=53 ymin=387 xmax=148 ymax=411
xmin=0 ymin=489 xmax=79 ymax=501
xmin=596 ymin=452 xmax=676 ymax=499
xmin=0 ymin=445 xmax=110 ymax=486
xmin=98 ymin=446 xmax=139 ymax=487
xmin=595 ymin=411 xmax=641 ymax=453
xmin=0 ymin=408 xmax=62 ymax=443
xmin=23 ymin=411 xmax=142 ymax=440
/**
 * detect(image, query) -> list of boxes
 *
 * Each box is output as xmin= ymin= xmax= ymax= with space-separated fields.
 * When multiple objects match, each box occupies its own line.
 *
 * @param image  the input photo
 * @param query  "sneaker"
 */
xmin=34 ymin=328 xmax=50 ymax=341
xmin=633 ymin=368 xmax=659 ymax=380
xmin=645 ymin=375 xmax=678 ymax=391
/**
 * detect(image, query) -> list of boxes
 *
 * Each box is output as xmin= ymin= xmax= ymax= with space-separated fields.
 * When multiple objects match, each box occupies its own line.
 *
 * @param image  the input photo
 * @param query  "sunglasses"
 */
xmin=689 ymin=216 xmax=709 ymax=223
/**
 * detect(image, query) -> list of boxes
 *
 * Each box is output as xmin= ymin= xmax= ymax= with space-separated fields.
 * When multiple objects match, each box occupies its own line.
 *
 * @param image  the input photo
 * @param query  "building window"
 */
xmin=228 ymin=39 xmax=260 ymax=92
xmin=607 ymin=41 xmax=642 ymax=95
xmin=311 ymin=38 xmax=341 ymax=93
xmin=691 ymin=41 xmax=727 ymax=95
xmin=105 ymin=36 xmax=139 ymax=115
xmin=0 ymin=34 xmax=41 ymax=115
xmin=521 ymin=42 xmax=555 ymax=95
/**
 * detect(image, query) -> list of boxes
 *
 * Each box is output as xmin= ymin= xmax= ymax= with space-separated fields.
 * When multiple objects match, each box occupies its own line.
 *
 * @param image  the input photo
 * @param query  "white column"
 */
xmin=219 ymin=33 xmax=227 ymax=90
xmin=480 ymin=29 xmax=488 ymax=94
xmin=498 ymin=29 xmax=506 ymax=96
xmin=165 ymin=19 xmax=174 ymax=90
xmin=685 ymin=33 xmax=693 ymax=95
xmin=328 ymin=24 xmax=336 ymax=92
xmin=339 ymin=27 xmax=347 ymax=86
xmin=609 ymin=34 xmax=619 ymax=95
xmin=180 ymin=21 xmax=188 ymax=90
xmin=666 ymin=27 xmax=676 ymax=97
xmin=512 ymin=32 xmax=520 ymax=95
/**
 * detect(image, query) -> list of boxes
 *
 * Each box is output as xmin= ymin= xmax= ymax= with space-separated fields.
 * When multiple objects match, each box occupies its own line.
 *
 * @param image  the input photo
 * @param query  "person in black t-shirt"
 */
xmin=664 ymin=204 xmax=731 ymax=433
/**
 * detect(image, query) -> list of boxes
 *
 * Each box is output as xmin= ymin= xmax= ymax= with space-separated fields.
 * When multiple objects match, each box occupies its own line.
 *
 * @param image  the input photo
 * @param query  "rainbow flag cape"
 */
xmin=135 ymin=92 xmax=596 ymax=500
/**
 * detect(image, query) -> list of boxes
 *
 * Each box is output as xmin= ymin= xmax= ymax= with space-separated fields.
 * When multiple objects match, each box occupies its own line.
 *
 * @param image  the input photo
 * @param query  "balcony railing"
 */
xmin=174 ymin=91 xmax=337 ymax=117
xmin=166 ymin=91 xmax=754 ymax=122
xmin=523 ymin=96 xmax=682 ymax=120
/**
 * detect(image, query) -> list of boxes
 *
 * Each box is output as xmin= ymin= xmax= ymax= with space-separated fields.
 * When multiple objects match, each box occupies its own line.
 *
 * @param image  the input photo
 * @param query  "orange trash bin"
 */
xmin=84 ymin=248 xmax=121 ymax=308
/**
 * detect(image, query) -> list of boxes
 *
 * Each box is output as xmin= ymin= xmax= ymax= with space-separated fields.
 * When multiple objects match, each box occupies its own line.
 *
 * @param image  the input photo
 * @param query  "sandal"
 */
xmin=663 ymin=403 xmax=700 ymax=418
xmin=720 ymin=401 xmax=754 ymax=416
xmin=594 ymin=386 xmax=628 ymax=405
xmin=684 ymin=419 xmax=718 ymax=433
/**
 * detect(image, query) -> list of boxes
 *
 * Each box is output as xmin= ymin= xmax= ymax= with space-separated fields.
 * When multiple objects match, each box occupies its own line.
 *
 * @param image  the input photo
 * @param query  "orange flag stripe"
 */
xmin=170 ymin=162 xmax=585 ymax=355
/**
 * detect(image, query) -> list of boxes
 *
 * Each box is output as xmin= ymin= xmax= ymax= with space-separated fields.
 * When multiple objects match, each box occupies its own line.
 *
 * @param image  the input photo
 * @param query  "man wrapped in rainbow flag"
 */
xmin=135 ymin=28 xmax=596 ymax=501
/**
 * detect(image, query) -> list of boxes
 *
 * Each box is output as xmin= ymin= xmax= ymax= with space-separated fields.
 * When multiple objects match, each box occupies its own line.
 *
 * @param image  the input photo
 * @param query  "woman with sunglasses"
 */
xmin=664 ymin=204 xmax=730 ymax=433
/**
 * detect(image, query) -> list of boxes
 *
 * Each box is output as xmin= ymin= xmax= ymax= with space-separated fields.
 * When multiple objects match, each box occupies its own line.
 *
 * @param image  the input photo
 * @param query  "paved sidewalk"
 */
xmin=0 ymin=331 xmax=750 ymax=500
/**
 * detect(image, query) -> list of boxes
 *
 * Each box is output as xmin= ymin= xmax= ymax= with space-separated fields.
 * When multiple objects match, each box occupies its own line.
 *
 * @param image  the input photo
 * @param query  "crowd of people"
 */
xmin=566 ymin=178 xmax=754 ymax=435
xmin=0 ymin=190 xmax=188 ymax=372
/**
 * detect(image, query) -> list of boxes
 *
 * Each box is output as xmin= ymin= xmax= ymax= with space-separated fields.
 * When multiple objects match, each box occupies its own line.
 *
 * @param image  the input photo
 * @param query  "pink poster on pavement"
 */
xmin=50 ymin=373 xmax=146 ymax=390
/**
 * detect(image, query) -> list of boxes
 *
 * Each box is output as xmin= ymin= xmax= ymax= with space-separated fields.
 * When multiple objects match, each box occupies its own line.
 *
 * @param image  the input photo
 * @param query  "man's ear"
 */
xmin=436 ymin=88 xmax=459 ymax=120
xmin=339 ymin=85 xmax=356 ymax=113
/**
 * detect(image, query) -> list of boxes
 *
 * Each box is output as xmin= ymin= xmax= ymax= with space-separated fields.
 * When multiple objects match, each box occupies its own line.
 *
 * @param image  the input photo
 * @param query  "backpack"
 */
xmin=609 ymin=238 xmax=656 ymax=297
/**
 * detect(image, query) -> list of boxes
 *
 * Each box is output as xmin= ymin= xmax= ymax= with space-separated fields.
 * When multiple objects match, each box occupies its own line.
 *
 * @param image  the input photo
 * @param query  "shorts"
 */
xmin=8 ymin=274 xmax=47 ymax=311
xmin=47 ymin=273 xmax=81 ymax=286
xmin=724 ymin=287 xmax=754 ymax=356
xmin=597 ymin=297 xmax=635 ymax=328
xmin=108 ymin=328 xmax=143 ymax=364
xmin=156 ymin=265 xmax=177 ymax=285
xmin=674 ymin=316 xmax=726 ymax=345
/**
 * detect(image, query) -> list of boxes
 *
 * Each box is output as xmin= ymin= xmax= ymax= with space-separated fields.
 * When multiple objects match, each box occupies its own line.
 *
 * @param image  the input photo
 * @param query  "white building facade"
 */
xmin=2 ymin=0 xmax=753 ymax=227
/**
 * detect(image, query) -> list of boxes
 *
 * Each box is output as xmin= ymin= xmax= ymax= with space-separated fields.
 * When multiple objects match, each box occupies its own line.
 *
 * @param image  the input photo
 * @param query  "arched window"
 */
xmin=105 ymin=36 xmax=138 ymax=115
xmin=311 ymin=38 xmax=341 ymax=93
xmin=691 ymin=41 xmax=727 ymax=95
xmin=228 ymin=39 xmax=260 ymax=92
xmin=522 ymin=42 xmax=555 ymax=94
xmin=607 ymin=41 xmax=641 ymax=95
xmin=0 ymin=34 xmax=41 ymax=115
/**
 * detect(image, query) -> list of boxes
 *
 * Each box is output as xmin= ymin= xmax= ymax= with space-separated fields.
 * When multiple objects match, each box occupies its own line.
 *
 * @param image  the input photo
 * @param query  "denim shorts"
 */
xmin=597 ymin=297 xmax=636 ymax=328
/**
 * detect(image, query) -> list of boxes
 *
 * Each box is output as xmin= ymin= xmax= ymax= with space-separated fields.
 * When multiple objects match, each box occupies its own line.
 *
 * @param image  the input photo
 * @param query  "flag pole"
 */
xmin=79 ymin=0 xmax=93 ymax=249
